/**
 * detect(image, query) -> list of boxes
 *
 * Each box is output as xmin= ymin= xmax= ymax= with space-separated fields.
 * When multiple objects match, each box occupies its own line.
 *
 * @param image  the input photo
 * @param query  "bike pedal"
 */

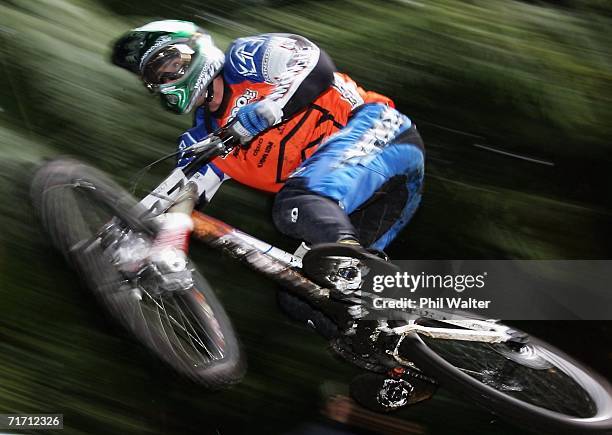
xmin=350 ymin=369 xmax=437 ymax=413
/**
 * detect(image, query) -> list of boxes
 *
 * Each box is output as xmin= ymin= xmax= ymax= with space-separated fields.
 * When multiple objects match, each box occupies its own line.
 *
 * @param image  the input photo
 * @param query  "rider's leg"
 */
xmin=350 ymin=116 xmax=425 ymax=251
xmin=272 ymin=178 xmax=360 ymax=245
xmin=272 ymin=103 xmax=424 ymax=292
xmin=348 ymin=155 xmax=424 ymax=251
xmin=364 ymin=168 xmax=423 ymax=251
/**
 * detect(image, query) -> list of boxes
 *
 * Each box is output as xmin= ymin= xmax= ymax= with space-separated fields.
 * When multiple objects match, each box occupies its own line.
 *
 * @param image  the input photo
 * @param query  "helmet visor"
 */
xmin=142 ymin=44 xmax=195 ymax=92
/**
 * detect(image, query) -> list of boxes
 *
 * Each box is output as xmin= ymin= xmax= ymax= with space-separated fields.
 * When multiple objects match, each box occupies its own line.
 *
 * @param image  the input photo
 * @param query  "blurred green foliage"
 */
xmin=256 ymin=1 xmax=611 ymax=157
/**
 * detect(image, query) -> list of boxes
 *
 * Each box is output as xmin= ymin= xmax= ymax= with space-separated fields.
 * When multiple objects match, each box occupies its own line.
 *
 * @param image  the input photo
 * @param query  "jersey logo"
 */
xmin=229 ymin=89 xmax=258 ymax=120
xmin=332 ymin=73 xmax=364 ymax=109
xmin=230 ymin=38 xmax=265 ymax=77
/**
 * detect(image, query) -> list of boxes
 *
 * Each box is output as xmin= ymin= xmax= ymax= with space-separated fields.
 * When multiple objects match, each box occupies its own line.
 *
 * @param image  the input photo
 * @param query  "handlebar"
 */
xmin=181 ymin=121 xmax=241 ymax=178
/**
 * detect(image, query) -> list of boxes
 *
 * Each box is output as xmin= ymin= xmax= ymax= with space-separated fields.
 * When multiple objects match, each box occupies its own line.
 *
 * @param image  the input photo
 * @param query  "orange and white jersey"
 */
xmin=177 ymin=34 xmax=394 ymax=196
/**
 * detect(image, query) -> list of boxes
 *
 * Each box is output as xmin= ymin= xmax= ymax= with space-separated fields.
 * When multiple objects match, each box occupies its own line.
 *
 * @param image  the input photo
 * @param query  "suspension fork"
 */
xmin=168 ymin=182 xmax=199 ymax=215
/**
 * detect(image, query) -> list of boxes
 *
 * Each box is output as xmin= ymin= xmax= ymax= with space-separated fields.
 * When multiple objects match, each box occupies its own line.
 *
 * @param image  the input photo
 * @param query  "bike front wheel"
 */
xmin=31 ymin=158 xmax=245 ymax=389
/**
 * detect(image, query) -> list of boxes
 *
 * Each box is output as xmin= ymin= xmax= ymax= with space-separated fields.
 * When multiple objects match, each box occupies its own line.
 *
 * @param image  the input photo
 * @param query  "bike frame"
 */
xmin=189 ymin=210 xmax=516 ymax=345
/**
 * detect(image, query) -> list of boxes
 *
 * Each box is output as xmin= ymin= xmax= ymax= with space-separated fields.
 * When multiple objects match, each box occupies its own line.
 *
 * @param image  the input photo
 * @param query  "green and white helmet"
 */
xmin=112 ymin=20 xmax=225 ymax=114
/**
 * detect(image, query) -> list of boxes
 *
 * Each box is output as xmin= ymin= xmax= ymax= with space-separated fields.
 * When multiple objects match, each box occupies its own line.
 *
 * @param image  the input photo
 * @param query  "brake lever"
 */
xmin=183 ymin=120 xmax=241 ymax=156
xmin=184 ymin=136 xmax=218 ymax=154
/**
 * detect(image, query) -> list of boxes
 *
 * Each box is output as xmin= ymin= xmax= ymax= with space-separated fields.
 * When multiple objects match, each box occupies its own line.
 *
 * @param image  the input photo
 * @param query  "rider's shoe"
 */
xmin=302 ymin=240 xmax=399 ymax=297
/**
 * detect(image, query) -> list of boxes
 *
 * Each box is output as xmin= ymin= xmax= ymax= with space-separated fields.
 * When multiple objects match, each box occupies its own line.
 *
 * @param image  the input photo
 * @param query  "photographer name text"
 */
xmin=373 ymin=297 xmax=491 ymax=310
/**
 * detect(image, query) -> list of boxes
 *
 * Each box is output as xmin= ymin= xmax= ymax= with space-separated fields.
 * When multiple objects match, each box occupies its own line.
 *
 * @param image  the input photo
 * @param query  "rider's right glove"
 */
xmin=229 ymin=100 xmax=283 ymax=146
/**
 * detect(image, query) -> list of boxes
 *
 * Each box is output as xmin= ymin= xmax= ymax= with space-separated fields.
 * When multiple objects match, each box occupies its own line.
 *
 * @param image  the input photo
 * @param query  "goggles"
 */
xmin=142 ymin=43 xmax=196 ymax=92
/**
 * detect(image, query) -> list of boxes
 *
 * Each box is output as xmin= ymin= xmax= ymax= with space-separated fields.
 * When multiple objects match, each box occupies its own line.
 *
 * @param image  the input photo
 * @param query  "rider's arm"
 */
xmin=225 ymin=34 xmax=336 ymax=121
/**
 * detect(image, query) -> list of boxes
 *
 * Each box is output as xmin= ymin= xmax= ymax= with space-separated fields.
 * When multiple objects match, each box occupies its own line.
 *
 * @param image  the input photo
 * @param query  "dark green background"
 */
xmin=1 ymin=0 xmax=611 ymax=433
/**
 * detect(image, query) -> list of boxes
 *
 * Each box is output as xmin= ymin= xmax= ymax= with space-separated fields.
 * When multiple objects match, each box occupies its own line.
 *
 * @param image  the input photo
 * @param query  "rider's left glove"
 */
xmin=230 ymin=100 xmax=283 ymax=146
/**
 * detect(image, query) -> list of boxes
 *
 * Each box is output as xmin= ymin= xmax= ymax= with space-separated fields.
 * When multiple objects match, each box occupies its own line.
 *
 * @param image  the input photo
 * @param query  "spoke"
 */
xmin=173 ymin=298 xmax=209 ymax=350
xmin=180 ymin=296 xmax=223 ymax=358
xmin=144 ymin=289 xmax=216 ymax=363
xmin=169 ymin=297 xmax=214 ymax=360
xmin=161 ymin=296 xmax=211 ymax=353
xmin=142 ymin=289 xmax=187 ymax=360
xmin=186 ymin=296 xmax=225 ymax=358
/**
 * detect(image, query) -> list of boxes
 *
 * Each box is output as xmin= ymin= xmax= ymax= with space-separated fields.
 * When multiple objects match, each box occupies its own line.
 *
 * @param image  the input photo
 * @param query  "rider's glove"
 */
xmin=230 ymin=100 xmax=283 ymax=146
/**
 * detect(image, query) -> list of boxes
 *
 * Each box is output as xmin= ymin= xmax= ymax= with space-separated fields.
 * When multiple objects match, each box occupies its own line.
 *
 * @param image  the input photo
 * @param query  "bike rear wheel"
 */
xmin=31 ymin=159 xmax=245 ymax=389
xmin=400 ymin=322 xmax=612 ymax=434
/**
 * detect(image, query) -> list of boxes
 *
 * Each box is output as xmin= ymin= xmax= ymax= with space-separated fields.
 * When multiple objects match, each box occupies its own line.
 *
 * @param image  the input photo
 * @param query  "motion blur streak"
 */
xmin=0 ymin=0 xmax=610 ymax=433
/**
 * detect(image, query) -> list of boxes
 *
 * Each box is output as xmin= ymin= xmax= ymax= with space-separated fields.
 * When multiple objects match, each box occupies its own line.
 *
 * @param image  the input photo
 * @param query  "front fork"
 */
xmin=140 ymin=182 xmax=200 ymax=293
xmin=167 ymin=181 xmax=199 ymax=216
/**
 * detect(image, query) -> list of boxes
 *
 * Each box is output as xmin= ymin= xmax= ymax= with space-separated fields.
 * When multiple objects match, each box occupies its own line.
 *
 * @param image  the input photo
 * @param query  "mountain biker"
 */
xmin=111 ymin=20 xmax=425 ymax=293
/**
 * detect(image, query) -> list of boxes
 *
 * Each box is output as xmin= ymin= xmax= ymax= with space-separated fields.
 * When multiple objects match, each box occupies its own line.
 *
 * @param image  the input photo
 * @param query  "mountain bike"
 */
xmin=31 ymin=125 xmax=612 ymax=434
